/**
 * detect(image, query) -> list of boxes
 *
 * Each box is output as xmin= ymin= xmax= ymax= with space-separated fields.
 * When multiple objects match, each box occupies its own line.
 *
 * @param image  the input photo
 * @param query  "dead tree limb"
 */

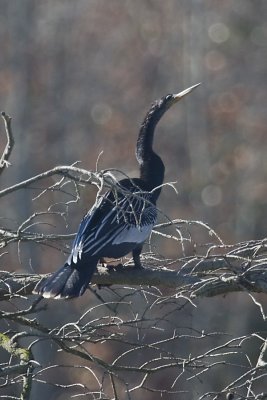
xmin=1 ymin=255 xmax=267 ymax=300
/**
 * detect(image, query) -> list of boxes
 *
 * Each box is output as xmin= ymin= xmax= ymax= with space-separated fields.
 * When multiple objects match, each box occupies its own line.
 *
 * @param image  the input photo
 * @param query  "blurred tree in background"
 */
xmin=1 ymin=1 xmax=267 ymax=399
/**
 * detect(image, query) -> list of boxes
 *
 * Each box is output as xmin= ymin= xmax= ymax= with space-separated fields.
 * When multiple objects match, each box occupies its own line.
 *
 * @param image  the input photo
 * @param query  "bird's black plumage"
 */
xmin=34 ymin=84 xmax=199 ymax=299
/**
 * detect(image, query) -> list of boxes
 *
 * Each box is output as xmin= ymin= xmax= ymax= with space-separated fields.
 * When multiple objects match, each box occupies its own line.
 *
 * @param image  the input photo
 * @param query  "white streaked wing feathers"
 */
xmin=112 ymin=223 xmax=153 ymax=245
xmin=69 ymin=191 xmax=157 ymax=262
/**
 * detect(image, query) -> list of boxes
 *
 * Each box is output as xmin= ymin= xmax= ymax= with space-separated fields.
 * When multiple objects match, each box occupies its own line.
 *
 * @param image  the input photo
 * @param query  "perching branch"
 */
xmin=1 ymin=248 xmax=267 ymax=300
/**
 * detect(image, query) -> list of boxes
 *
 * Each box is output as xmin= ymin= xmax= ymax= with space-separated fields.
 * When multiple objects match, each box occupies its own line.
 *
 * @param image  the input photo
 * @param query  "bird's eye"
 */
xmin=166 ymin=94 xmax=172 ymax=101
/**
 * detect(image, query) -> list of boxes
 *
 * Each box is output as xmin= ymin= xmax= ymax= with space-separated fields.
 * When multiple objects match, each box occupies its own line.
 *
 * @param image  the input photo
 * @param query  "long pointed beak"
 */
xmin=172 ymin=82 xmax=201 ymax=103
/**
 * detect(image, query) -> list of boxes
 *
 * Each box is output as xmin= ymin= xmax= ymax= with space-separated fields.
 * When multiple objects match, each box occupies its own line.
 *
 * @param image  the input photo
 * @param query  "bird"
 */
xmin=34 ymin=83 xmax=200 ymax=299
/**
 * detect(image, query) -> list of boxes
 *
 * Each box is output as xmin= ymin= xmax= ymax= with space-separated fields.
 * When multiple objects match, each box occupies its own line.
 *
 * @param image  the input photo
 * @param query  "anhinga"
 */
xmin=34 ymin=83 xmax=199 ymax=299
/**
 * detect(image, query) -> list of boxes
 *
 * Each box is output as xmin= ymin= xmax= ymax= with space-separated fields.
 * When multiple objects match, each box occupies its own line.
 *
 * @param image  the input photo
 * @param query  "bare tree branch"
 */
xmin=0 ymin=332 xmax=34 ymax=400
xmin=0 ymin=112 xmax=14 ymax=175
xmin=1 ymin=250 xmax=267 ymax=300
xmin=0 ymin=165 xmax=102 ymax=198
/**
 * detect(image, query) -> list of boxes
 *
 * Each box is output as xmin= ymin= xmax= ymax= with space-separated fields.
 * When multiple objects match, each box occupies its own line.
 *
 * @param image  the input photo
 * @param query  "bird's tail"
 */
xmin=33 ymin=257 xmax=98 ymax=299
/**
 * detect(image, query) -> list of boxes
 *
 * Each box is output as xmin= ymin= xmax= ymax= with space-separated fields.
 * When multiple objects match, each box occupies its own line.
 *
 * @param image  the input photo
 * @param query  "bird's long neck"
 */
xmin=136 ymin=106 xmax=165 ymax=199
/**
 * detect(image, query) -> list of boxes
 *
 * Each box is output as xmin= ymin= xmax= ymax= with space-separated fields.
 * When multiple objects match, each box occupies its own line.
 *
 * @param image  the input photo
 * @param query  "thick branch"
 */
xmin=1 ymin=260 xmax=267 ymax=300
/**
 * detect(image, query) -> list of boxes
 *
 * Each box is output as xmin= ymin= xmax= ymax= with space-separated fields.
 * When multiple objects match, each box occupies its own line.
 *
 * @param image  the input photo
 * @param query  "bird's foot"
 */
xmin=134 ymin=263 xmax=144 ymax=269
xmin=133 ymin=260 xmax=144 ymax=269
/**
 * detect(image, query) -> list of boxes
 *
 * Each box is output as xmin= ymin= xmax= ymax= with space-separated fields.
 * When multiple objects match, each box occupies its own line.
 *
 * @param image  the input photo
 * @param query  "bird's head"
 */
xmin=157 ymin=82 xmax=201 ymax=113
xmin=145 ymin=83 xmax=201 ymax=126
